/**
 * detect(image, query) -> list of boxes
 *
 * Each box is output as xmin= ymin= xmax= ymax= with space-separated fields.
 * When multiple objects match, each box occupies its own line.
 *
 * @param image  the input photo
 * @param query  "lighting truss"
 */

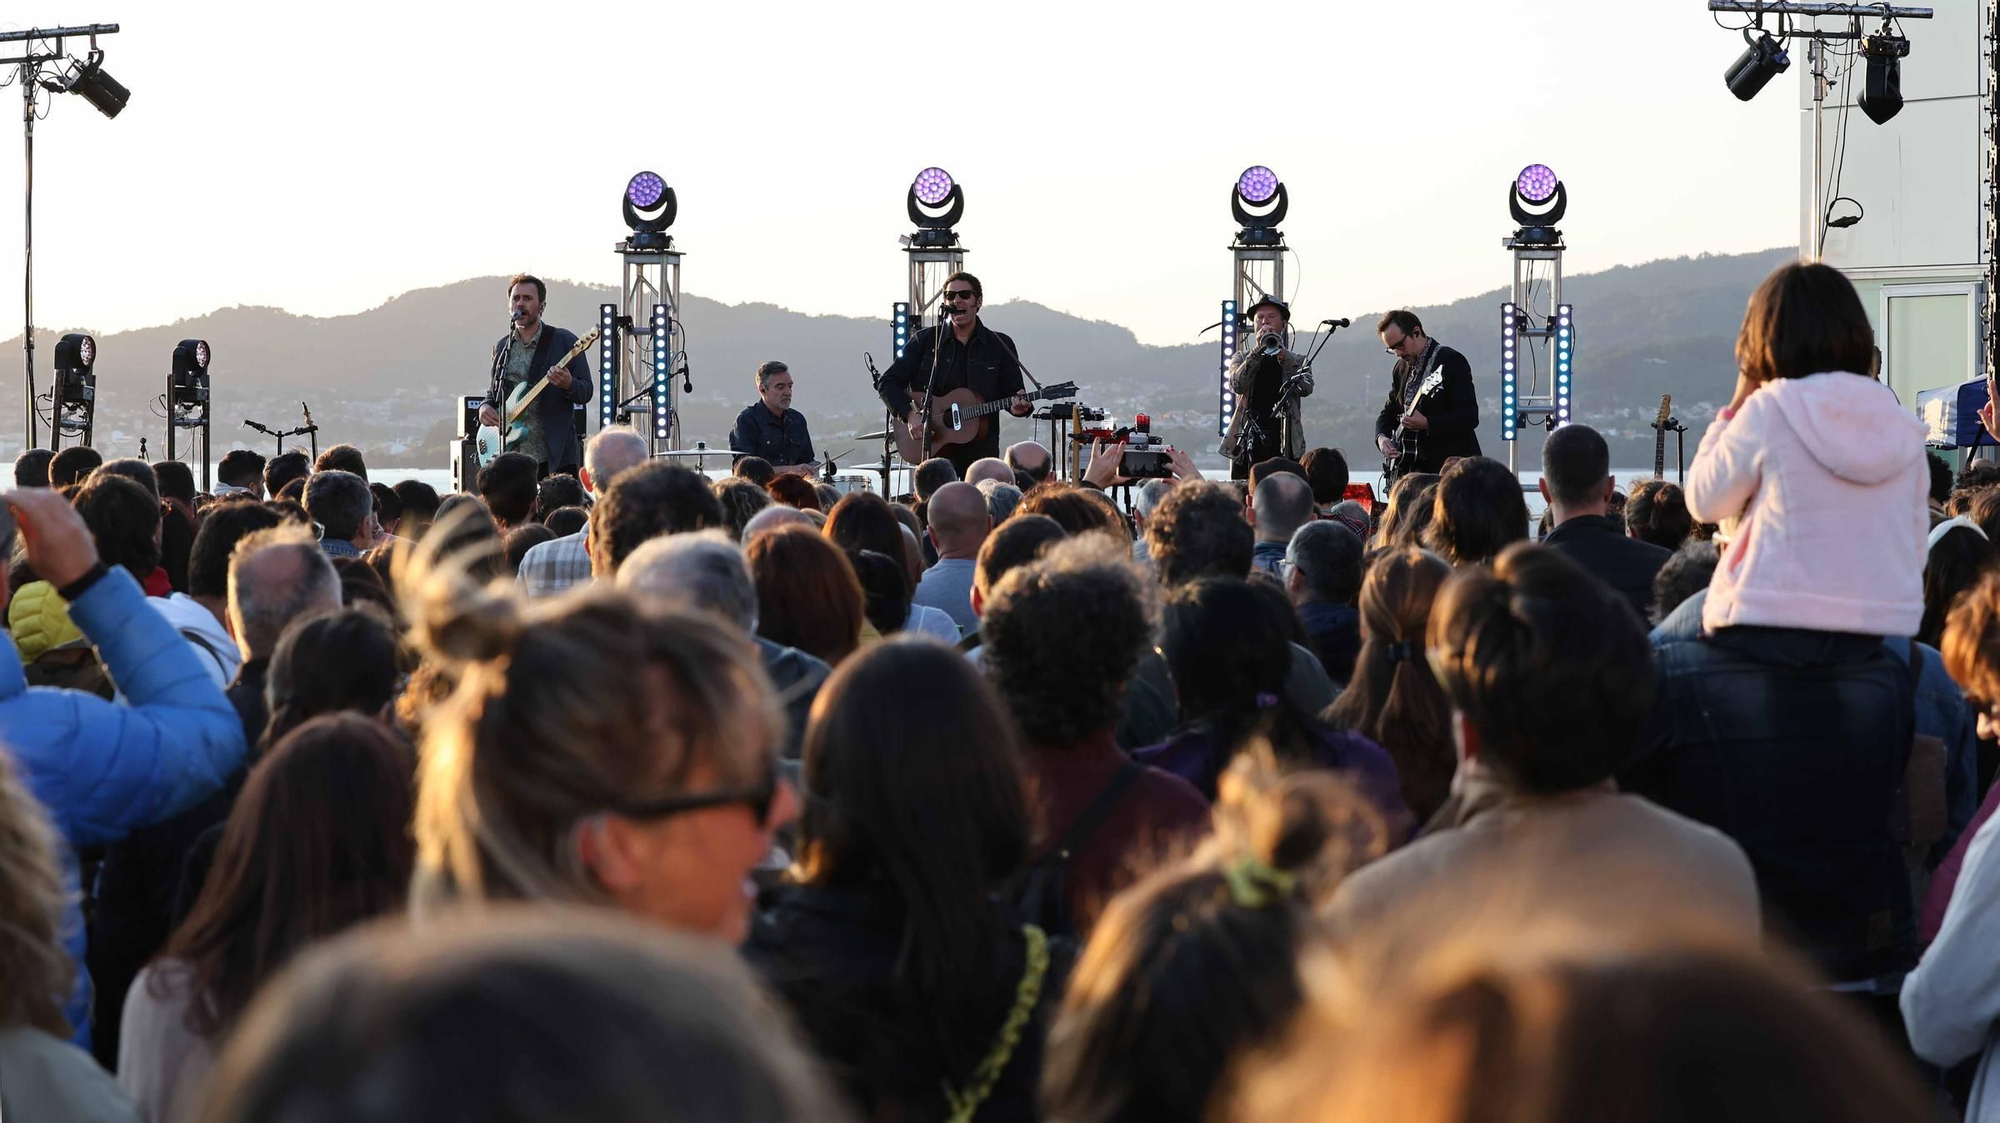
xmin=598 ymin=303 xmax=618 ymax=429
xmin=651 ymin=304 xmax=671 ymax=442
xmin=1555 ymin=304 xmax=1575 ymax=427
xmin=1218 ymin=299 xmax=1238 ymax=437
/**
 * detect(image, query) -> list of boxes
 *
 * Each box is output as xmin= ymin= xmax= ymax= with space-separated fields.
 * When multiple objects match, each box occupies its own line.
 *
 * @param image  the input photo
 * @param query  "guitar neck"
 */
xmin=959 ymin=386 xmax=1062 ymax=419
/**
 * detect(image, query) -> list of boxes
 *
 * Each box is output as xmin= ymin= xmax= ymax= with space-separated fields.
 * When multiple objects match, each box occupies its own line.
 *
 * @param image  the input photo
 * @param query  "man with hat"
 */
xmin=1218 ymin=295 xmax=1313 ymax=480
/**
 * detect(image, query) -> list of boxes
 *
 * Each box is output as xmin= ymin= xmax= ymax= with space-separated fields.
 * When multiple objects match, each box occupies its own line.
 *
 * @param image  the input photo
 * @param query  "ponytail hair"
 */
xmin=1041 ymin=758 xmax=1385 ymax=1123
xmin=1326 ymin=547 xmax=1455 ymax=823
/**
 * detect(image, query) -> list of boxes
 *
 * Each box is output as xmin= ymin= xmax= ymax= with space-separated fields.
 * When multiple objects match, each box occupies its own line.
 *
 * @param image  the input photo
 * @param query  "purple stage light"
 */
xmin=626 ymin=171 xmax=666 ymax=209
xmin=913 ymin=167 xmax=954 ymax=206
xmin=1515 ymin=164 xmax=1558 ymax=204
xmin=78 ymin=338 xmax=94 ymax=366
xmin=1237 ymin=166 xmax=1278 ymax=205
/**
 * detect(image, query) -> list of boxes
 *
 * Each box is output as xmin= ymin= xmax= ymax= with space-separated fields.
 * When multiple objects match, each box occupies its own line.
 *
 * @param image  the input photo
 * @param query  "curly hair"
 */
xmin=1145 ymin=480 xmax=1253 ymax=587
xmin=981 ymin=538 xmax=1157 ymax=748
xmin=588 ymin=461 xmax=725 ymax=576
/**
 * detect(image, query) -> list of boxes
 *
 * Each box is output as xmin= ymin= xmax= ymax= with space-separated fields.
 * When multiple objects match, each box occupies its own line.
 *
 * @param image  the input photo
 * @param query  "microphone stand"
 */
xmin=1277 ymin=320 xmax=1342 ymax=456
xmin=244 ymin=416 xmax=319 ymax=458
xmin=916 ymin=301 xmax=951 ymax=465
xmin=300 ymin=402 xmax=319 ymax=462
xmin=865 ymin=352 xmax=895 ymax=497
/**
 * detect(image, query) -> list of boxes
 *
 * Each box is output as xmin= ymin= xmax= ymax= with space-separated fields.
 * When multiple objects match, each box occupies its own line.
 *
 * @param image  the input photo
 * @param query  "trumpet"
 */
xmin=1258 ymin=331 xmax=1284 ymax=357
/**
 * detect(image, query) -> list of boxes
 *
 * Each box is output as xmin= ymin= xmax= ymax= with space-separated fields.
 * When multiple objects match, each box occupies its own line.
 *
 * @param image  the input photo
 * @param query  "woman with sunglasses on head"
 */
xmin=402 ymin=533 xmax=795 ymax=942
xmin=745 ymin=638 xmax=1070 ymax=1123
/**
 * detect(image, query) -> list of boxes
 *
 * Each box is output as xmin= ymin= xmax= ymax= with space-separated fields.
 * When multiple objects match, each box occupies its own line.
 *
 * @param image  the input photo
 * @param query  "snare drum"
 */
xmin=829 ymin=473 xmax=874 ymax=495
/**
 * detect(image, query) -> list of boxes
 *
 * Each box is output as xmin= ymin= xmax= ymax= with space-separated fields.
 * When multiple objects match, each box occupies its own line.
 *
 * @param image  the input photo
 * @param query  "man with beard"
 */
xmin=478 ymin=274 xmax=594 ymax=478
xmin=730 ymin=361 xmax=816 ymax=473
xmin=877 ymin=272 xmax=1033 ymax=478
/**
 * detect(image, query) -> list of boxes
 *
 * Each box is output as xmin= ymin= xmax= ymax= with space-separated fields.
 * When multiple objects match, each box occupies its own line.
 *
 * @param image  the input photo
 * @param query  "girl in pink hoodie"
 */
xmin=1687 ymin=263 xmax=1929 ymax=638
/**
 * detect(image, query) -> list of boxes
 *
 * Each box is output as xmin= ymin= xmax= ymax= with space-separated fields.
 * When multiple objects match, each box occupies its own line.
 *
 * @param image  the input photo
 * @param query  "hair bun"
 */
xmin=399 ymin=511 xmax=523 ymax=667
xmin=1214 ymin=752 xmax=1390 ymax=904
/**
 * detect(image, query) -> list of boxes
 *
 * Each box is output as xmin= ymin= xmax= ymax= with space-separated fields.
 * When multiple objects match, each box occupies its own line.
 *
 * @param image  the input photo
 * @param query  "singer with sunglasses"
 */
xmin=876 ymin=272 xmax=1033 ymax=478
xmin=1374 ymin=309 xmax=1480 ymax=479
xmin=1218 ymin=296 xmax=1314 ymax=480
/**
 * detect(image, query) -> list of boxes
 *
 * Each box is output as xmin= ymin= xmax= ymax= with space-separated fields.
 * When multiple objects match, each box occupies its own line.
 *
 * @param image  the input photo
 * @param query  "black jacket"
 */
xmin=745 ymin=885 xmax=1073 ymax=1123
xmin=1542 ymin=514 xmax=1673 ymax=624
xmin=877 ymin=320 xmax=1024 ymax=421
xmin=730 ymin=404 xmax=814 ymax=467
xmin=1375 ymin=343 xmax=1481 ymax=471
xmin=484 ymin=324 xmax=594 ymax=473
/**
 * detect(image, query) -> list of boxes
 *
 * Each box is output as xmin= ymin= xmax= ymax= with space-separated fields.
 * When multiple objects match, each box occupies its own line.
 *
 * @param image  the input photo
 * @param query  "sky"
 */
xmin=0 ymin=0 xmax=1798 ymax=349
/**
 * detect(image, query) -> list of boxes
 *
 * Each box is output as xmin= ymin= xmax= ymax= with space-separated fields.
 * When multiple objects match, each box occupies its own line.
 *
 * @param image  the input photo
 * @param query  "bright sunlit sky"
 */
xmin=1 ymin=1 xmax=1797 ymax=347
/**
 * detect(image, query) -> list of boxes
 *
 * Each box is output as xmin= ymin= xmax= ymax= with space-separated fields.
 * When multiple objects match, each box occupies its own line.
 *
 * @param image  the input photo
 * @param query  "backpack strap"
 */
xmin=1052 ymin=760 xmax=1144 ymax=862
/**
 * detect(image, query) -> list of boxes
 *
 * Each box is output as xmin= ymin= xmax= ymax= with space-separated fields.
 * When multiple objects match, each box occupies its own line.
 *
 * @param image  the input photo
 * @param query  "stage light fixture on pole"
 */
xmin=906 ymin=167 xmax=963 ymax=249
xmin=1858 ymin=25 xmax=1910 ymax=124
xmin=1500 ymin=164 xmax=1574 ymax=467
xmin=167 ymin=339 xmax=213 ymax=491
xmin=1224 ymin=166 xmax=1288 ymax=438
xmin=1231 ymin=165 xmax=1287 ymax=248
xmin=50 ymin=332 xmax=95 ymax=450
xmin=1508 ymin=164 xmax=1567 ymax=245
xmin=1723 ymin=28 xmax=1791 ymax=100
xmin=0 ymin=23 xmax=123 ymax=451
xmin=612 ymin=171 xmax=684 ymax=456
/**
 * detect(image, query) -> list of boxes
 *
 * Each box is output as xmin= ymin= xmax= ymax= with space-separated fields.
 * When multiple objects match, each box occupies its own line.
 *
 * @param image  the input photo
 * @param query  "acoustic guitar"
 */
xmin=476 ymin=328 xmax=603 ymax=468
xmin=893 ymin=381 xmax=1078 ymax=464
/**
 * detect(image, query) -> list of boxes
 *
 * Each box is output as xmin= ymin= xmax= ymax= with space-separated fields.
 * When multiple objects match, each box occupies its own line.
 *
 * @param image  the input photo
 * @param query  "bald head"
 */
xmin=1005 ymin=442 xmax=1052 ymax=484
xmin=583 ymin=427 xmax=651 ymax=495
xmin=927 ymin=482 xmax=993 ymax=558
xmin=226 ymin=527 xmax=342 ymax=660
xmin=742 ymin=504 xmax=815 ymax=541
xmin=965 ymin=458 xmax=1014 ymax=487
xmin=1253 ymin=472 xmax=1315 ymax=544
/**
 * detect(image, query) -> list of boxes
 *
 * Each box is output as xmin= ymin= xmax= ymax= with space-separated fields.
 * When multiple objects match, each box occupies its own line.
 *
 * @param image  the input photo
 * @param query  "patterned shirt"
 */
xmin=501 ymin=324 xmax=551 ymax=466
xmin=516 ymin=530 xmax=592 ymax=598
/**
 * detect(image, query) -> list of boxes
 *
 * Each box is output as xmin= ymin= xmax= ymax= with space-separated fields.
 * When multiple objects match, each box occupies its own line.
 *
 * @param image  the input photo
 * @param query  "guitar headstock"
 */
xmin=1655 ymin=393 xmax=1672 ymax=426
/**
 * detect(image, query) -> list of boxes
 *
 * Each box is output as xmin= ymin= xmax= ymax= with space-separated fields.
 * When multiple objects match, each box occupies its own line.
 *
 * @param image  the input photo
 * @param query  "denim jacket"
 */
xmin=1627 ymin=589 xmax=1923 ymax=982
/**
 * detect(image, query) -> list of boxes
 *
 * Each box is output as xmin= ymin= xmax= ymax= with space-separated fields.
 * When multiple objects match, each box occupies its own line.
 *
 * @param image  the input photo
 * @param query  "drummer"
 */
xmin=729 ymin=360 xmax=816 ymax=473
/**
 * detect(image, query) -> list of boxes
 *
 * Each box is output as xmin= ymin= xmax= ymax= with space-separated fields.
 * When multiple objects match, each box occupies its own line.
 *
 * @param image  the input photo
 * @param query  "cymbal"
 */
xmin=653 ymin=448 xmax=733 ymax=458
xmin=855 ymin=430 xmax=891 ymax=441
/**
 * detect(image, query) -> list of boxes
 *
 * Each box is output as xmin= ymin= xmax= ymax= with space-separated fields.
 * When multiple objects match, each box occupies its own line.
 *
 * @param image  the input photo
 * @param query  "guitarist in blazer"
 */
xmin=876 ymin=271 xmax=1032 ymax=477
xmin=1373 ymin=309 xmax=1480 ymax=476
xmin=478 ymin=274 xmax=594 ymax=477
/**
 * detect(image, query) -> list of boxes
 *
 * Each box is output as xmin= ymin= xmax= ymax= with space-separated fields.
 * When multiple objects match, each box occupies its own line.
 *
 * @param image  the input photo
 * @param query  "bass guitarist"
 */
xmin=876 ymin=271 xmax=1032 ymax=477
xmin=1373 ymin=309 xmax=1479 ymax=479
xmin=478 ymin=273 xmax=594 ymax=478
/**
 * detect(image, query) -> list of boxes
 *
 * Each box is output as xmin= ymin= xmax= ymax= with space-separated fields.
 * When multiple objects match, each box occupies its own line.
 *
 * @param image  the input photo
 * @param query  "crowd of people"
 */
xmin=6 ymin=259 xmax=2000 ymax=1121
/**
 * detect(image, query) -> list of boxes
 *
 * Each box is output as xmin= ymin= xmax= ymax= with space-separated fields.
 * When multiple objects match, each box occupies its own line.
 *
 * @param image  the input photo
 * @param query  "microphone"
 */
xmin=510 ymin=309 xmax=523 ymax=323
xmin=1323 ymin=318 xmax=1351 ymax=328
xmin=680 ymin=359 xmax=693 ymax=394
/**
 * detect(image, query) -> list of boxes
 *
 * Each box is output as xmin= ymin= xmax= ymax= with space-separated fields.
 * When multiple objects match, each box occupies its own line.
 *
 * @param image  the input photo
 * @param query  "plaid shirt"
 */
xmin=517 ymin=531 xmax=591 ymax=598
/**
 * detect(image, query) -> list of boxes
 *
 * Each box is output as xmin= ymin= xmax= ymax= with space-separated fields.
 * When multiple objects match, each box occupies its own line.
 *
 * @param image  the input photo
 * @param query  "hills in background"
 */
xmin=0 ymin=247 xmax=1794 ymax=471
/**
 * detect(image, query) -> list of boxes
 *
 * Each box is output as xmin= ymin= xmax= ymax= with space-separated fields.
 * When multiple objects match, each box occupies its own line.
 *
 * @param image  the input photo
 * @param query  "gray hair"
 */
xmin=976 ymin=479 xmax=1022 ymax=524
xmin=617 ymin=530 xmax=758 ymax=633
xmin=584 ymin=427 xmax=651 ymax=492
xmin=754 ymin=361 xmax=789 ymax=388
xmin=1285 ymin=519 xmax=1364 ymax=604
xmin=1133 ymin=478 xmax=1175 ymax=520
xmin=227 ymin=526 xmax=342 ymax=658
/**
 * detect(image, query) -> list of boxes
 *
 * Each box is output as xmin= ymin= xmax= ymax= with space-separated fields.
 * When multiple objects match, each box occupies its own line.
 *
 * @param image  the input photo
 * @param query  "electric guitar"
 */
xmin=1382 ymin=367 xmax=1446 ymax=483
xmin=894 ymin=381 xmax=1078 ymax=464
xmin=476 ymin=328 xmax=603 ymax=468
xmin=1652 ymin=393 xmax=1673 ymax=479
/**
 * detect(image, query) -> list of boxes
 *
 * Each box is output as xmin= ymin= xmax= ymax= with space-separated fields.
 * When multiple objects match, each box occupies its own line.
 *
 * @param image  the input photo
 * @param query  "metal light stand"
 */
xmin=1222 ymin=243 xmax=1286 ymax=447
xmin=1500 ymin=233 xmax=1566 ymax=474
xmin=0 ymin=23 xmax=120 ymax=451
xmin=166 ymin=356 xmax=212 ymax=492
xmin=611 ymin=238 xmax=683 ymax=458
xmin=48 ymin=334 xmax=95 ymax=450
xmin=885 ymin=176 xmax=967 ymax=497
xmin=1706 ymin=2 xmax=1934 ymax=262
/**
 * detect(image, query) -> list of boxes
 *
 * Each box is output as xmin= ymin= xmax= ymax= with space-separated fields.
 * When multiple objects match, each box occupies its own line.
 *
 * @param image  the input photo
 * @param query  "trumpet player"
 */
xmin=1217 ymin=296 xmax=1313 ymax=479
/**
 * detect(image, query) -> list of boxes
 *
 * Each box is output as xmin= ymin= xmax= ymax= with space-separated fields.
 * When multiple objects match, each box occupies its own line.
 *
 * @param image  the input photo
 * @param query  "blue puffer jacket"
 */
xmin=0 ymin=567 xmax=245 ymax=1048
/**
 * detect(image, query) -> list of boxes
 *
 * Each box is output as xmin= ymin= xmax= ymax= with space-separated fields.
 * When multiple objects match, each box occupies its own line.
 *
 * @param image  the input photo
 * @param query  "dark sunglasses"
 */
xmin=942 ymin=289 xmax=977 ymax=302
xmin=608 ymin=759 xmax=778 ymax=824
